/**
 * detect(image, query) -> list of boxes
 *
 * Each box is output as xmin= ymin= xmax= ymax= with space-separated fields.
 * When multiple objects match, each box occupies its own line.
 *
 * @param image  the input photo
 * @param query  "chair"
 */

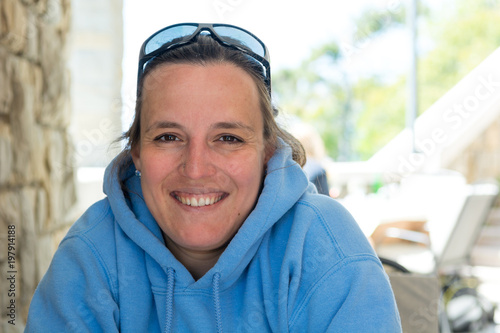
xmin=376 ymin=182 xmax=499 ymax=274
xmin=433 ymin=182 xmax=499 ymax=272
xmin=378 ymin=182 xmax=499 ymax=332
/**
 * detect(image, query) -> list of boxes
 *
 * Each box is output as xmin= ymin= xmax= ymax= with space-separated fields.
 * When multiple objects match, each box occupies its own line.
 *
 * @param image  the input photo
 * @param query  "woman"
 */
xmin=26 ymin=23 xmax=401 ymax=332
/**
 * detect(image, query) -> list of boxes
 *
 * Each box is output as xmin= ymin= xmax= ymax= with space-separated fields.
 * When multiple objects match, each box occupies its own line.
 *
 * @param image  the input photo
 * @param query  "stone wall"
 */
xmin=0 ymin=0 xmax=74 ymax=330
xmin=447 ymin=115 xmax=500 ymax=184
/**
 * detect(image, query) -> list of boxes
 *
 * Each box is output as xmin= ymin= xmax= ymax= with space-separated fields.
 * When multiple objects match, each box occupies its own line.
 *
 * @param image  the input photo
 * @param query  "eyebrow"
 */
xmin=211 ymin=121 xmax=255 ymax=133
xmin=145 ymin=121 xmax=256 ymax=134
xmin=145 ymin=121 xmax=183 ymax=134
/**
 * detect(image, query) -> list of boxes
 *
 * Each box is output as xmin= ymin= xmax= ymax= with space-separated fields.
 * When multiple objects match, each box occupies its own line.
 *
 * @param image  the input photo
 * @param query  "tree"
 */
xmin=273 ymin=3 xmax=407 ymax=161
xmin=273 ymin=0 xmax=500 ymax=161
xmin=418 ymin=0 xmax=500 ymax=114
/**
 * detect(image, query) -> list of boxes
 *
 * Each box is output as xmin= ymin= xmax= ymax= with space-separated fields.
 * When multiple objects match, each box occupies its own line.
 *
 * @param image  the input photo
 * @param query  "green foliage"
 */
xmin=273 ymin=0 xmax=500 ymax=161
xmin=418 ymin=1 xmax=500 ymax=114
xmin=309 ymin=43 xmax=342 ymax=62
xmin=273 ymin=43 xmax=346 ymax=158
xmin=353 ymin=77 xmax=406 ymax=160
xmin=352 ymin=5 xmax=406 ymax=42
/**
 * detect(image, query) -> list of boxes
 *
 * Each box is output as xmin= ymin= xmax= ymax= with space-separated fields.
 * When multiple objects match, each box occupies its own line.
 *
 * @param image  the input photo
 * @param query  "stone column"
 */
xmin=0 ymin=0 xmax=75 ymax=330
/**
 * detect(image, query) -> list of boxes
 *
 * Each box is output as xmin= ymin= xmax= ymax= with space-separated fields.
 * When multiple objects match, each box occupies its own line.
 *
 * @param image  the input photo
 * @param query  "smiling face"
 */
xmin=132 ymin=63 xmax=271 ymax=256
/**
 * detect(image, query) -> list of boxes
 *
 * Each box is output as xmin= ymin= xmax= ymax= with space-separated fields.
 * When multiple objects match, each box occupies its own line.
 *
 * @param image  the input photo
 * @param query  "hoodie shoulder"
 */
xmin=26 ymin=198 xmax=123 ymax=332
xmin=61 ymin=198 xmax=119 ymax=283
xmin=283 ymin=194 xmax=401 ymax=332
xmin=66 ymin=199 xmax=113 ymax=236
xmin=295 ymin=192 xmax=377 ymax=261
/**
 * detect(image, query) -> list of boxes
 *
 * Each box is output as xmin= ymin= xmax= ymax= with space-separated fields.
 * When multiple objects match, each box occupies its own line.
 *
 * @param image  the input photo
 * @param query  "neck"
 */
xmin=163 ymin=234 xmax=225 ymax=280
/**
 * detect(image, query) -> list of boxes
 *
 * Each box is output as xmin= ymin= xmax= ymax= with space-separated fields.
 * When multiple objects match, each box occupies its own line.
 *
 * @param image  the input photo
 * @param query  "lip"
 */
xmin=171 ymin=191 xmax=228 ymax=208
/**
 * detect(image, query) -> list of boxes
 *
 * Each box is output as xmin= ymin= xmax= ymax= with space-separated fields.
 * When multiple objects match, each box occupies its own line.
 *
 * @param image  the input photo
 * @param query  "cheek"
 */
xmin=226 ymin=155 xmax=265 ymax=189
xmin=141 ymin=151 xmax=176 ymax=183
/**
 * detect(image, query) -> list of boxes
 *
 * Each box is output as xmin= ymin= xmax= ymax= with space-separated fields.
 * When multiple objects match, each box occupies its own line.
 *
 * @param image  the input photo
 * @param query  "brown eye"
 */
xmin=156 ymin=134 xmax=179 ymax=142
xmin=218 ymin=135 xmax=242 ymax=143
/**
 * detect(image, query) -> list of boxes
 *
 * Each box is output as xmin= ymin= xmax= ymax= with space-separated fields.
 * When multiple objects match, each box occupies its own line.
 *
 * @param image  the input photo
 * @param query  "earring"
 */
xmin=135 ymin=170 xmax=141 ymax=178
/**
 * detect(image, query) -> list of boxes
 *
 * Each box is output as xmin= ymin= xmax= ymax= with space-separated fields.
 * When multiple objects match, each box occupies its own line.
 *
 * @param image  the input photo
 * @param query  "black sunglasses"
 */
xmin=137 ymin=23 xmax=271 ymax=94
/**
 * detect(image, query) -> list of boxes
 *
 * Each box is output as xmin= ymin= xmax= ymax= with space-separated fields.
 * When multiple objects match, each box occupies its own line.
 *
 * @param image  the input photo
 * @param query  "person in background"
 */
xmin=26 ymin=23 xmax=401 ymax=332
xmin=291 ymin=122 xmax=331 ymax=196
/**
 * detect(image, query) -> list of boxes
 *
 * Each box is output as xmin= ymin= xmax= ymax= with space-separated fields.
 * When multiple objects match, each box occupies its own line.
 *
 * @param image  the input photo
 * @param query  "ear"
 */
xmin=131 ymin=145 xmax=142 ymax=172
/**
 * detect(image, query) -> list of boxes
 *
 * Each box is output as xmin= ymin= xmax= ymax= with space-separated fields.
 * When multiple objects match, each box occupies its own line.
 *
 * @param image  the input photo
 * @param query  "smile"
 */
xmin=173 ymin=193 xmax=226 ymax=207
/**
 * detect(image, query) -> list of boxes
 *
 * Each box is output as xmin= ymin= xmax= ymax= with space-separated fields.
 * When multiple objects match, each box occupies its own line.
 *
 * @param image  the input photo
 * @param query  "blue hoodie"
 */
xmin=26 ymin=143 xmax=401 ymax=332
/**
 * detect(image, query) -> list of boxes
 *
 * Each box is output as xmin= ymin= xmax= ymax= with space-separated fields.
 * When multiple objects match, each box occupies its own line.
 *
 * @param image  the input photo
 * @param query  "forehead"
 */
xmin=143 ymin=62 xmax=257 ymax=95
xmin=141 ymin=63 xmax=263 ymax=125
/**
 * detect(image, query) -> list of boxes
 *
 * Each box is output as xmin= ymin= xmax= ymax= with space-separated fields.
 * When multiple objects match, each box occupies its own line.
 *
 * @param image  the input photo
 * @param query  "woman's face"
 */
xmin=132 ymin=63 xmax=271 ymax=254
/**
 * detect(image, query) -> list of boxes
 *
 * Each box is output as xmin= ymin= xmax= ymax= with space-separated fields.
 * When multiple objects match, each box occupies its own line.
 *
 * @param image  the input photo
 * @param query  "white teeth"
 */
xmin=176 ymin=195 xmax=223 ymax=207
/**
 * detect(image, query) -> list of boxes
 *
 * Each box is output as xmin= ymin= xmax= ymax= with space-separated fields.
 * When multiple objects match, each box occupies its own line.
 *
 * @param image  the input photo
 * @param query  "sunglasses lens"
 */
xmin=139 ymin=24 xmax=270 ymax=93
xmin=213 ymin=26 xmax=266 ymax=58
xmin=144 ymin=25 xmax=198 ymax=55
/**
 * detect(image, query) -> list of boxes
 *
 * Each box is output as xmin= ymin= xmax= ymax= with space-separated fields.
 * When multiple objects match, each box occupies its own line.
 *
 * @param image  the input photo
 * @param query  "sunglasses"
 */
xmin=137 ymin=23 xmax=271 ymax=94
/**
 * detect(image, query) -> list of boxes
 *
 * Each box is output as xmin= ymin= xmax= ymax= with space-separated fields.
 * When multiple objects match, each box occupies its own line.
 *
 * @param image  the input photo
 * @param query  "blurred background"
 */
xmin=1 ymin=0 xmax=500 ymax=331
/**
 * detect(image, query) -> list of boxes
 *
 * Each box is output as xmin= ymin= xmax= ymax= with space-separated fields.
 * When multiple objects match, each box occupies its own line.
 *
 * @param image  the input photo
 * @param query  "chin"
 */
xmin=169 ymin=228 xmax=234 ymax=252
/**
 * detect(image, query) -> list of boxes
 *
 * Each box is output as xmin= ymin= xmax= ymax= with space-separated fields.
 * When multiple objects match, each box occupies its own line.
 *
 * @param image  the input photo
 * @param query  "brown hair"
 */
xmin=115 ymin=35 xmax=305 ymax=174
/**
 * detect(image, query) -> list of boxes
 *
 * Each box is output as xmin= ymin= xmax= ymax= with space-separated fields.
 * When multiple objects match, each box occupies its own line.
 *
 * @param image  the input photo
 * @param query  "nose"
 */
xmin=180 ymin=140 xmax=216 ymax=179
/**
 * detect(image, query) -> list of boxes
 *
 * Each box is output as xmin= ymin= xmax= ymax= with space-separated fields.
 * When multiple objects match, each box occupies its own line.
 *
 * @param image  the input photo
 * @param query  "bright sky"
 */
xmin=121 ymin=0 xmax=412 ymax=125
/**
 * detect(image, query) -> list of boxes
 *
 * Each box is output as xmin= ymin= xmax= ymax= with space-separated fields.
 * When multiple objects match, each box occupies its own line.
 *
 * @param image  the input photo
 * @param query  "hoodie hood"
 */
xmin=103 ymin=142 xmax=310 ymax=332
xmin=103 ymin=141 xmax=310 ymax=289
